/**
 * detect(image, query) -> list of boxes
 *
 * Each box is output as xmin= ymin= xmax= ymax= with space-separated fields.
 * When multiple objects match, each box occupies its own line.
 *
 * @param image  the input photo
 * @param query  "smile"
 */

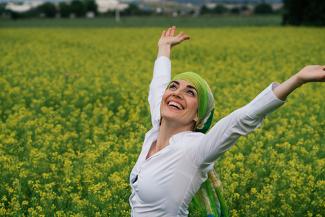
xmin=167 ymin=100 xmax=184 ymax=110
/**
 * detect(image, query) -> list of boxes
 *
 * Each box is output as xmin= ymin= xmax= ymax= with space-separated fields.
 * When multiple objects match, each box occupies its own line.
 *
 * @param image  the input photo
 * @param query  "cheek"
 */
xmin=160 ymin=92 xmax=169 ymax=109
xmin=162 ymin=90 xmax=170 ymax=100
xmin=187 ymin=98 xmax=198 ymax=113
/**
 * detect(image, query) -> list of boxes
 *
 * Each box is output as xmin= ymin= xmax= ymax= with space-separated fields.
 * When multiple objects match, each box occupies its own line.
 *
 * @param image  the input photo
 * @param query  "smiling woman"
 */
xmin=160 ymin=72 xmax=215 ymax=134
xmin=161 ymin=79 xmax=200 ymax=132
xmin=128 ymin=26 xmax=325 ymax=217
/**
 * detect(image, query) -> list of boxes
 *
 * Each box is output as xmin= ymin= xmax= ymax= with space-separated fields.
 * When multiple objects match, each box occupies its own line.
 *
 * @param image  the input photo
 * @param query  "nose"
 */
xmin=172 ymin=88 xmax=183 ymax=99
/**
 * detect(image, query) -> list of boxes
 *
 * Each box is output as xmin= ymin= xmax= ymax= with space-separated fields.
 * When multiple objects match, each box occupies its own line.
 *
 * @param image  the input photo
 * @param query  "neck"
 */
xmin=155 ymin=118 xmax=194 ymax=150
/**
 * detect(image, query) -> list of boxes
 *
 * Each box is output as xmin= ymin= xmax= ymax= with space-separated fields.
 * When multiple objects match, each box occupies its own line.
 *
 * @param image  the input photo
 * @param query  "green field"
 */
xmin=0 ymin=26 xmax=324 ymax=216
xmin=0 ymin=15 xmax=282 ymax=28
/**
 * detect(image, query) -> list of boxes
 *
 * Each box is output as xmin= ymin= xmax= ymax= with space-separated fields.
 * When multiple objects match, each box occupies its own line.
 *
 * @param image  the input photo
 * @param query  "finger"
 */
xmin=164 ymin=28 xmax=168 ymax=37
xmin=183 ymin=35 xmax=190 ymax=40
xmin=314 ymin=65 xmax=324 ymax=71
xmin=179 ymin=33 xmax=189 ymax=39
xmin=161 ymin=30 xmax=166 ymax=38
xmin=181 ymin=35 xmax=190 ymax=41
xmin=166 ymin=27 xmax=172 ymax=36
xmin=171 ymin=26 xmax=176 ymax=36
xmin=163 ymin=28 xmax=169 ymax=37
xmin=176 ymin=32 xmax=184 ymax=38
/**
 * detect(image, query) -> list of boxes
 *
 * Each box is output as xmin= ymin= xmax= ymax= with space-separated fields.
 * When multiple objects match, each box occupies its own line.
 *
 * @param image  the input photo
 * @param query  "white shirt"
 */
xmin=129 ymin=56 xmax=286 ymax=217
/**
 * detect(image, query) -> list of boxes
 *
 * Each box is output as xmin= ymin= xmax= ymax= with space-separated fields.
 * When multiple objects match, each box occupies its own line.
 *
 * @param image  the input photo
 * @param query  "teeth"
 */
xmin=168 ymin=101 xmax=183 ymax=110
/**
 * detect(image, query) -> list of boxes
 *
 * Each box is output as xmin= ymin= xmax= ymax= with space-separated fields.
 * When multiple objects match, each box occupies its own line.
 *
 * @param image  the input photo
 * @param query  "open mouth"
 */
xmin=167 ymin=100 xmax=184 ymax=110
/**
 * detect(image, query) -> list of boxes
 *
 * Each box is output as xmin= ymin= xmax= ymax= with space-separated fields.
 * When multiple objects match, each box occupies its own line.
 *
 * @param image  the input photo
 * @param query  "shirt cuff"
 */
xmin=244 ymin=82 xmax=286 ymax=118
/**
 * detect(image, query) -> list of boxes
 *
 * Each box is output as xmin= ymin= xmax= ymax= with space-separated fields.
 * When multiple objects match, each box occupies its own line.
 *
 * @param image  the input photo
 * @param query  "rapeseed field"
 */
xmin=0 ymin=27 xmax=324 ymax=216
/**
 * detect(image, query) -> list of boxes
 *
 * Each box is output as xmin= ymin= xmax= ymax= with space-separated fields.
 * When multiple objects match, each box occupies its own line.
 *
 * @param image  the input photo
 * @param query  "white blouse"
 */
xmin=129 ymin=56 xmax=286 ymax=217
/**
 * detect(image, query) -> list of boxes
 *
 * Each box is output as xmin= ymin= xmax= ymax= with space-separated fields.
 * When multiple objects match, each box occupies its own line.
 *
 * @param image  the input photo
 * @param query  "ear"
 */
xmin=193 ymin=114 xmax=198 ymax=122
xmin=192 ymin=114 xmax=199 ymax=131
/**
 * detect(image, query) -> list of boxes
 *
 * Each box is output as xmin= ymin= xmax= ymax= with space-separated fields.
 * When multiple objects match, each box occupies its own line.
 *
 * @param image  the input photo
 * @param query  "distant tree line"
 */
xmin=2 ymin=0 xmax=324 ymax=26
xmin=282 ymin=0 xmax=325 ymax=26
xmin=107 ymin=3 xmax=153 ymax=17
xmin=200 ymin=3 xmax=277 ymax=15
xmin=6 ymin=0 xmax=98 ymax=19
xmin=1 ymin=1 xmax=154 ymax=19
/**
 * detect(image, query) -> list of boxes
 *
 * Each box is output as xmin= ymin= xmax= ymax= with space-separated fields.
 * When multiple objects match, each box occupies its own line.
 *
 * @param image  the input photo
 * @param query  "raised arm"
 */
xmin=186 ymin=82 xmax=286 ymax=166
xmin=273 ymin=65 xmax=325 ymax=100
xmin=148 ymin=56 xmax=171 ymax=127
xmin=148 ymin=26 xmax=190 ymax=127
xmin=188 ymin=64 xmax=325 ymax=166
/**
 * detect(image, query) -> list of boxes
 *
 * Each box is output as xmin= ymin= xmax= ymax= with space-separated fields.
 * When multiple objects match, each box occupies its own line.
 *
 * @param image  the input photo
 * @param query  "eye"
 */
xmin=169 ymin=83 xmax=177 ymax=89
xmin=187 ymin=90 xmax=196 ymax=96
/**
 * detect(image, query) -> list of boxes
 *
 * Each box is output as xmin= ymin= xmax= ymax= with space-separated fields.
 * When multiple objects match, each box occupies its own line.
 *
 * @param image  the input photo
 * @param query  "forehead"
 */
xmin=171 ymin=80 xmax=196 ymax=90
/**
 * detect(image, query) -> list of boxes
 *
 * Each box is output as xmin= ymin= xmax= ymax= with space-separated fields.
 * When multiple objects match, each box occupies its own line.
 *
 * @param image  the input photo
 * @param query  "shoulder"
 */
xmin=172 ymin=131 xmax=205 ymax=148
xmin=183 ymin=131 xmax=205 ymax=140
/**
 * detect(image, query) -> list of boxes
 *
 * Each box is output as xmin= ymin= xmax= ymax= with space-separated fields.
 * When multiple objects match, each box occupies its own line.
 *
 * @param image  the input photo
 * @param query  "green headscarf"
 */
xmin=163 ymin=71 xmax=215 ymax=134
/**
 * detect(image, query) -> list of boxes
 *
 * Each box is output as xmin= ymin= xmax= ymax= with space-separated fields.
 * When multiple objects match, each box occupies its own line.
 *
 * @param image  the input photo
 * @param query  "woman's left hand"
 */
xmin=158 ymin=26 xmax=190 ymax=48
xmin=295 ymin=65 xmax=325 ymax=85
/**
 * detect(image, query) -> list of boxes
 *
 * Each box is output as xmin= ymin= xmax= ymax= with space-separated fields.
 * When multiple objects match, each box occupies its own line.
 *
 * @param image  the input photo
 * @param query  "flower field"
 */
xmin=0 ymin=27 xmax=324 ymax=216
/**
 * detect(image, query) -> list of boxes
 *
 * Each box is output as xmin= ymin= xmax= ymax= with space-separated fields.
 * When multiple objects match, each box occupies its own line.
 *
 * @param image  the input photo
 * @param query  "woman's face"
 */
xmin=160 ymin=80 xmax=198 ymax=129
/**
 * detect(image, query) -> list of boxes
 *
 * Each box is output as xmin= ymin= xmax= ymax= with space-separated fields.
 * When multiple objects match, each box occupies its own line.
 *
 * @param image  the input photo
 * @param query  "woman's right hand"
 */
xmin=158 ymin=26 xmax=190 ymax=48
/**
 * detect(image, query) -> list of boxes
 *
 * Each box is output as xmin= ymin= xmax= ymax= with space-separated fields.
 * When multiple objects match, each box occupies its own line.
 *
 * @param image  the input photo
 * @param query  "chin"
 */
xmin=160 ymin=105 xmax=186 ymax=124
xmin=161 ymin=111 xmax=180 ymax=121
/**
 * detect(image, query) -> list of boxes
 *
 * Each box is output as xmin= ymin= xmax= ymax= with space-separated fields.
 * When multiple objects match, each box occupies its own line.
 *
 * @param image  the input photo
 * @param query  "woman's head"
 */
xmin=160 ymin=72 xmax=215 ymax=133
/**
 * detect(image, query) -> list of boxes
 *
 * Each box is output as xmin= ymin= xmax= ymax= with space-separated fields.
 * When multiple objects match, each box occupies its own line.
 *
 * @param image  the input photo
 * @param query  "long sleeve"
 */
xmin=148 ymin=56 xmax=171 ymax=127
xmin=187 ymin=82 xmax=286 ymax=167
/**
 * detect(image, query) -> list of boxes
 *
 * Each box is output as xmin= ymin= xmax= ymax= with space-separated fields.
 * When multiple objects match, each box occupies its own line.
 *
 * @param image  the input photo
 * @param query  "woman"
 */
xmin=129 ymin=26 xmax=325 ymax=217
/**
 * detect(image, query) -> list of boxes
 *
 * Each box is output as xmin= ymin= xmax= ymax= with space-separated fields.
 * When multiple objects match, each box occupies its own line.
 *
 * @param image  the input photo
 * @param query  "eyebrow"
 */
xmin=171 ymin=81 xmax=197 ymax=92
